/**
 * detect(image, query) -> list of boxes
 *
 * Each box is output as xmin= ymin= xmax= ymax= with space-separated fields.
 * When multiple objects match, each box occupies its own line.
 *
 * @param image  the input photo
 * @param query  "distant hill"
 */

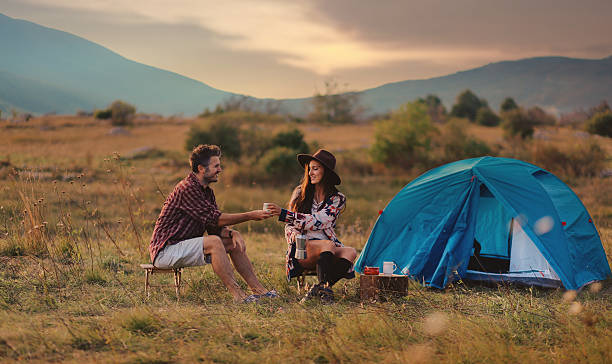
xmin=0 ymin=13 xmax=235 ymax=115
xmin=358 ymin=55 xmax=612 ymax=115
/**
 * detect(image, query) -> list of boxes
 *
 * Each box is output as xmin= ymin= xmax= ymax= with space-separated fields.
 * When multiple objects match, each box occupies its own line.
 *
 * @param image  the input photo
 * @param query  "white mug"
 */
xmin=382 ymin=261 xmax=397 ymax=275
xmin=262 ymin=202 xmax=273 ymax=212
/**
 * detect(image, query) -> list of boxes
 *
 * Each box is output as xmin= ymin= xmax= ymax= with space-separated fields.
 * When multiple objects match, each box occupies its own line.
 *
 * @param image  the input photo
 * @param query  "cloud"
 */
xmin=309 ymin=0 xmax=612 ymax=57
xmin=19 ymin=0 xmax=448 ymax=74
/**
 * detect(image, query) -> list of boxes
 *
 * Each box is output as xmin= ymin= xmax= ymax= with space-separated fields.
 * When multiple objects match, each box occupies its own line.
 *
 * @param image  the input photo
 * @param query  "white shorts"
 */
xmin=154 ymin=236 xmax=206 ymax=269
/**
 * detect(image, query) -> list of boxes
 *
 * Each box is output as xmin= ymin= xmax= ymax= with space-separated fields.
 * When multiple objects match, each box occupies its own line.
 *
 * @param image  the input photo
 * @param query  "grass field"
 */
xmin=0 ymin=115 xmax=611 ymax=363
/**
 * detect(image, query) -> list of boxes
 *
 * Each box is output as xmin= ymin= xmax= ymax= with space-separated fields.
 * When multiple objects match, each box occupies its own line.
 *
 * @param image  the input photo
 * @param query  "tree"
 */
xmin=109 ymin=100 xmax=136 ymax=126
xmin=270 ymin=128 xmax=310 ymax=154
xmin=585 ymin=111 xmax=612 ymax=137
xmin=370 ymin=101 xmax=436 ymax=168
xmin=501 ymin=108 xmax=536 ymax=139
xmin=500 ymin=97 xmax=519 ymax=113
xmin=417 ymin=94 xmax=447 ymax=123
xmin=307 ymin=80 xmax=360 ymax=124
xmin=450 ymin=90 xmax=487 ymax=122
xmin=475 ymin=107 xmax=501 ymax=127
xmin=527 ymin=106 xmax=556 ymax=126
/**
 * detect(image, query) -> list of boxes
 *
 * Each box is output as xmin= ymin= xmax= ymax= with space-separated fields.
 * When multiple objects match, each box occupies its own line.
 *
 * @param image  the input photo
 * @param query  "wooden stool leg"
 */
xmin=297 ymin=274 xmax=304 ymax=293
xmin=145 ymin=269 xmax=150 ymax=299
xmin=174 ymin=269 xmax=181 ymax=300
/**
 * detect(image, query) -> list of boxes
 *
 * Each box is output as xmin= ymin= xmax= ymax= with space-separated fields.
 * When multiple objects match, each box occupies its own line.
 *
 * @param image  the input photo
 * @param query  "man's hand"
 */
xmin=230 ymin=230 xmax=246 ymax=253
xmin=249 ymin=209 xmax=272 ymax=221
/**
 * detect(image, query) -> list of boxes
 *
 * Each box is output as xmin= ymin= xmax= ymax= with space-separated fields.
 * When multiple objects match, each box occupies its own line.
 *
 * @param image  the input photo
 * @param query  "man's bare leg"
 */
xmin=203 ymin=236 xmax=248 ymax=301
xmin=221 ymin=237 xmax=268 ymax=295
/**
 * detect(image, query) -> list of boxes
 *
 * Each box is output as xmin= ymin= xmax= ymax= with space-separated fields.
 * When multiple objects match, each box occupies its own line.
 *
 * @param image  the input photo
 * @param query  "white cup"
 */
xmin=382 ymin=261 xmax=397 ymax=276
xmin=262 ymin=202 xmax=273 ymax=212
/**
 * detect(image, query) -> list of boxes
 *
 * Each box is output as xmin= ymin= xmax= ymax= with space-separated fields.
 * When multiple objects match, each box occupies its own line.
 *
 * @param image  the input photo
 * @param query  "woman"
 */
xmin=268 ymin=149 xmax=357 ymax=303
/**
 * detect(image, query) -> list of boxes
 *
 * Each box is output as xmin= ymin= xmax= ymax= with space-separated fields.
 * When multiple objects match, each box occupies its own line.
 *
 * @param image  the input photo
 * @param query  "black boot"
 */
xmin=327 ymin=258 xmax=353 ymax=286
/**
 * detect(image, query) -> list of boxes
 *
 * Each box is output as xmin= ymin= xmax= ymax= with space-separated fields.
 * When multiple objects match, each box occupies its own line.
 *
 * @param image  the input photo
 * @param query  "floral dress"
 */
xmin=279 ymin=191 xmax=354 ymax=281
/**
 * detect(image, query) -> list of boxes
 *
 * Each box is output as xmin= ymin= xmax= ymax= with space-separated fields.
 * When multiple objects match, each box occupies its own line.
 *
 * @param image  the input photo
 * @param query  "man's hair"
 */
xmin=190 ymin=144 xmax=221 ymax=173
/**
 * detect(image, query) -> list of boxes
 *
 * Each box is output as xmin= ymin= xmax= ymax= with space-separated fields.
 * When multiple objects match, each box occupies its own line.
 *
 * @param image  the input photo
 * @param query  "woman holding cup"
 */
xmin=266 ymin=149 xmax=357 ymax=303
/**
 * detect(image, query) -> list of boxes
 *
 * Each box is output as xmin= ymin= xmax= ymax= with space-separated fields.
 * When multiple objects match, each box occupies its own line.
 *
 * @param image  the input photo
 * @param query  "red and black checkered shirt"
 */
xmin=149 ymin=173 xmax=222 ymax=262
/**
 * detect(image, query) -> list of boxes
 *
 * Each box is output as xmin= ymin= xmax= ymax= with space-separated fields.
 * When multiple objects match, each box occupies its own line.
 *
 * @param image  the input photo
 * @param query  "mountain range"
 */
xmin=1 ymin=12 xmax=611 ymax=117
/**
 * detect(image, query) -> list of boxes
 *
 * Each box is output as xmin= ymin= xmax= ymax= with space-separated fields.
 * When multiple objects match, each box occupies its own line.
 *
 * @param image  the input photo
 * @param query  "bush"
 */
xmin=370 ymin=101 xmax=436 ymax=169
xmin=501 ymin=108 xmax=536 ymax=139
xmin=585 ymin=111 xmax=612 ymax=137
xmin=94 ymin=109 xmax=112 ymax=120
xmin=233 ymin=147 xmax=303 ymax=186
xmin=185 ymin=123 xmax=242 ymax=160
xmin=270 ymin=128 xmax=310 ymax=154
xmin=533 ymin=141 xmax=607 ymax=178
xmin=307 ymin=80 xmax=360 ymax=124
xmin=417 ymin=94 xmax=447 ymax=123
xmin=527 ymin=106 xmax=556 ymax=126
xmin=109 ymin=100 xmax=136 ymax=126
xmin=475 ymin=107 xmax=501 ymax=126
xmin=435 ymin=119 xmax=492 ymax=163
xmin=500 ymin=97 xmax=518 ymax=113
xmin=259 ymin=147 xmax=304 ymax=185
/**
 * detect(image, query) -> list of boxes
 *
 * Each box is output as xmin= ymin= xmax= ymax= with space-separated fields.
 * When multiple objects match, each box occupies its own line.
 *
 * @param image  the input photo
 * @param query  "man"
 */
xmin=149 ymin=144 xmax=276 ymax=302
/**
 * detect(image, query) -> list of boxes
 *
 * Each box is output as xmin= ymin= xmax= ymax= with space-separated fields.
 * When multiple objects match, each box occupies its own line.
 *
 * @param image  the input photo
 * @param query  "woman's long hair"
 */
xmin=289 ymin=163 xmax=339 ymax=213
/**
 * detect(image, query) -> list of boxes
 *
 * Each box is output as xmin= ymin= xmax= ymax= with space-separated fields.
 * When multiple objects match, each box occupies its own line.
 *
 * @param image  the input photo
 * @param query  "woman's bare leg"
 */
xmin=298 ymin=239 xmax=336 ymax=270
xmin=335 ymin=246 xmax=358 ymax=263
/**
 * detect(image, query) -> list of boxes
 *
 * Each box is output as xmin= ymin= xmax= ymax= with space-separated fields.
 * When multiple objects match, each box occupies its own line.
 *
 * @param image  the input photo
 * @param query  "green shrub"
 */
xmin=585 ymin=111 xmax=612 ymax=137
xmin=270 ymin=128 xmax=310 ymax=154
xmin=185 ymin=123 xmax=242 ymax=160
xmin=94 ymin=109 xmax=112 ymax=120
xmin=500 ymin=97 xmax=519 ymax=113
xmin=109 ymin=100 xmax=136 ymax=126
xmin=370 ymin=101 xmax=436 ymax=169
xmin=435 ymin=119 xmax=492 ymax=163
xmin=259 ymin=147 xmax=303 ymax=185
xmin=475 ymin=107 xmax=501 ymax=126
xmin=502 ymin=108 xmax=535 ymax=139
xmin=123 ymin=313 xmax=159 ymax=335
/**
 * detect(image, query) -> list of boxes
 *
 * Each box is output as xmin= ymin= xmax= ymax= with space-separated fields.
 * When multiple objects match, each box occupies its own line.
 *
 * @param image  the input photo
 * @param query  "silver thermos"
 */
xmin=295 ymin=233 xmax=307 ymax=259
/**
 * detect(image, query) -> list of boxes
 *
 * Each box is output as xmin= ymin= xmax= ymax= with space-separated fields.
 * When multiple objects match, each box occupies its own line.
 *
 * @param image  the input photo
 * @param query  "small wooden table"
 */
xmin=359 ymin=274 xmax=411 ymax=300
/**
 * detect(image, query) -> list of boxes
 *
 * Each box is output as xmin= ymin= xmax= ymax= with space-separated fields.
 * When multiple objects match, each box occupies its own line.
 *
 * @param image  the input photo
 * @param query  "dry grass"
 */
xmin=0 ymin=115 xmax=611 ymax=363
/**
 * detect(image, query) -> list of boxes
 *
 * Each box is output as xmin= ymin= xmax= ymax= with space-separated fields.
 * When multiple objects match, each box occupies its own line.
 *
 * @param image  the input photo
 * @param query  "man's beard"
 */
xmin=203 ymin=169 xmax=218 ymax=184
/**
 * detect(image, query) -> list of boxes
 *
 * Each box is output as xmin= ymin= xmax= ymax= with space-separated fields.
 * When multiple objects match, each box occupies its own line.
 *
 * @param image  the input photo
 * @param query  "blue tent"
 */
xmin=355 ymin=157 xmax=611 ymax=290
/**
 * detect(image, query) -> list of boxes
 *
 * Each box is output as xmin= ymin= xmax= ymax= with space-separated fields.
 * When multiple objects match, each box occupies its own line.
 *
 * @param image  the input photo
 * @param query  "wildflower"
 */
xmin=423 ymin=312 xmax=448 ymax=335
xmin=568 ymin=302 xmax=582 ymax=315
xmin=562 ymin=290 xmax=577 ymax=302
xmin=589 ymin=282 xmax=602 ymax=293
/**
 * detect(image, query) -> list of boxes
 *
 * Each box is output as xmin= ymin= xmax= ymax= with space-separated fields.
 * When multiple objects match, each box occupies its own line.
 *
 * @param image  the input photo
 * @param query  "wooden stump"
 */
xmin=360 ymin=275 xmax=410 ymax=300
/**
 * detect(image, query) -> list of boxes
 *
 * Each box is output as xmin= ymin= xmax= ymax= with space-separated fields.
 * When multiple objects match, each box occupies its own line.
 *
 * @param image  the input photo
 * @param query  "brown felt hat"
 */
xmin=297 ymin=149 xmax=341 ymax=185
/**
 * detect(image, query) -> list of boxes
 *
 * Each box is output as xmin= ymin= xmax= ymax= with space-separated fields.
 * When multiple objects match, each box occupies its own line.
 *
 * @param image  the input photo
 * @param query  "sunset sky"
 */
xmin=2 ymin=0 xmax=611 ymax=98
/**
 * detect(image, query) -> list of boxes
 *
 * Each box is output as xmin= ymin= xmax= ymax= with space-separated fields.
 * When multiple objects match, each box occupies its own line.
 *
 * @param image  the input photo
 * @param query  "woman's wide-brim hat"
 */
xmin=297 ymin=149 xmax=341 ymax=185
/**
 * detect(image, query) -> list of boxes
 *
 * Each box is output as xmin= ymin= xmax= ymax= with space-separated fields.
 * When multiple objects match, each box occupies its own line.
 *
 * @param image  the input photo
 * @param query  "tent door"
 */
xmin=509 ymin=220 xmax=559 ymax=280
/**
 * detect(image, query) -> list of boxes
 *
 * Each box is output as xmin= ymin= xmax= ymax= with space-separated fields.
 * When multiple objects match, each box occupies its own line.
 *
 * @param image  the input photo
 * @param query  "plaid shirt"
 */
xmin=149 ymin=173 xmax=222 ymax=262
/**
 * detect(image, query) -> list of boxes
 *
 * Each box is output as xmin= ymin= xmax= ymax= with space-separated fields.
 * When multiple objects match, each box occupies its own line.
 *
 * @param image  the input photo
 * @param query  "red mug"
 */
xmin=364 ymin=266 xmax=380 ymax=275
